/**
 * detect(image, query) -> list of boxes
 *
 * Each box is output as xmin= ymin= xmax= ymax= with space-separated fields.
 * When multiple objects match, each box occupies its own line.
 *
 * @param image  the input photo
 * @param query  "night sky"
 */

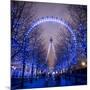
xmin=31 ymin=2 xmax=73 ymax=48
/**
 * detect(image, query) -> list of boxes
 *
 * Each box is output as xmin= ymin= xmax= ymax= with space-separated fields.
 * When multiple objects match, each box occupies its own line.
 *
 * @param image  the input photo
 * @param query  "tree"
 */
xmin=11 ymin=1 xmax=38 ymax=88
xmin=55 ymin=28 xmax=71 ymax=70
xmin=11 ymin=1 xmax=35 ymax=61
xmin=27 ymin=27 xmax=47 ymax=77
xmin=67 ymin=5 xmax=87 ymax=62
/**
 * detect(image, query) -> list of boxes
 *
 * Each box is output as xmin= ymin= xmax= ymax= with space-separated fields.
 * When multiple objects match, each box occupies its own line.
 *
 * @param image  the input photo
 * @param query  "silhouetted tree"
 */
xmin=11 ymin=1 xmax=35 ymax=60
xmin=55 ymin=29 xmax=71 ymax=70
xmin=68 ymin=5 xmax=87 ymax=62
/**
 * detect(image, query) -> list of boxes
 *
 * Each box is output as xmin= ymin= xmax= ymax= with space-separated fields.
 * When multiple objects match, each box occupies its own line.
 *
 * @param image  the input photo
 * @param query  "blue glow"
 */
xmin=24 ymin=16 xmax=77 ymax=65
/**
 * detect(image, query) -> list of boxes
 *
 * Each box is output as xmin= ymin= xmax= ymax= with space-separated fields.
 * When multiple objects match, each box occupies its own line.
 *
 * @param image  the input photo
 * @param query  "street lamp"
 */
xmin=81 ymin=61 xmax=86 ymax=67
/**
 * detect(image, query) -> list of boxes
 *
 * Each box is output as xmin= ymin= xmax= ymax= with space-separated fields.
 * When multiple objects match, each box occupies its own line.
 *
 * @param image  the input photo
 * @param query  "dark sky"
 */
xmin=32 ymin=2 xmax=73 ymax=49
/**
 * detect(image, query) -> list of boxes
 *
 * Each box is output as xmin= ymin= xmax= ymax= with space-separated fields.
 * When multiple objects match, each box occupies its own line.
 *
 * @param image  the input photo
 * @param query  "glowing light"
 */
xmin=12 ymin=66 xmax=16 ymax=70
xmin=55 ymin=71 xmax=58 ymax=74
xmin=52 ymin=72 xmax=55 ymax=75
xmin=62 ymin=68 xmax=65 ymax=73
xmin=60 ymin=70 xmax=63 ymax=74
xmin=48 ymin=72 xmax=50 ymax=75
xmin=26 ymin=17 xmax=77 ymax=43
xmin=81 ymin=61 xmax=86 ymax=66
